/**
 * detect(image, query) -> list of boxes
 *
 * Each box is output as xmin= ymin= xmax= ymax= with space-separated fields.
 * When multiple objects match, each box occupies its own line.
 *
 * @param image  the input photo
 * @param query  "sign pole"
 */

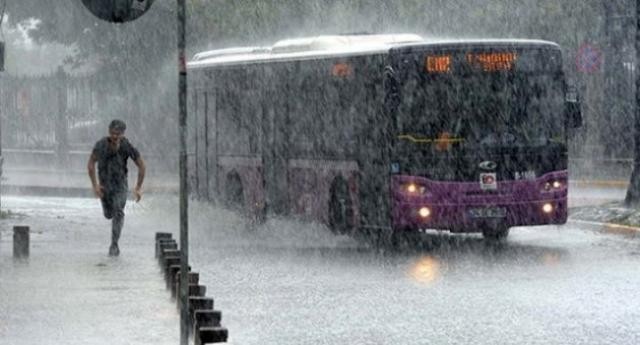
xmin=79 ymin=1 xmax=188 ymax=342
xmin=177 ymin=0 xmax=189 ymax=344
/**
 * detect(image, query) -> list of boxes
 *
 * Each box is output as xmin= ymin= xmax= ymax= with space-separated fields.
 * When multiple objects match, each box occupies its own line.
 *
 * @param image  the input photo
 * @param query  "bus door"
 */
xmin=195 ymin=91 xmax=209 ymax=199
xmin=262 ymin=71 xmax=290 ymax=216
xmin=206 ymin=91 xmax=218 ymax=199
xmin=356 ymin=68 xmax=393 ymax=232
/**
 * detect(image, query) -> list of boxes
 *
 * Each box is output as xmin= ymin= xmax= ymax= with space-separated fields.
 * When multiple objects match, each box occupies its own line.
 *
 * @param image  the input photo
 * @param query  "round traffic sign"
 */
xmin=576 ymin=44 xmax=603 ymax=74
xmin=81 ymin=0 xmax=155 ymax=23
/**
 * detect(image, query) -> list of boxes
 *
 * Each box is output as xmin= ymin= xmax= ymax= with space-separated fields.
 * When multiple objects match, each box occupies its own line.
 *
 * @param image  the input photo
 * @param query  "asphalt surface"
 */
xmin=1 ymin=190 xmax=639 ymax=345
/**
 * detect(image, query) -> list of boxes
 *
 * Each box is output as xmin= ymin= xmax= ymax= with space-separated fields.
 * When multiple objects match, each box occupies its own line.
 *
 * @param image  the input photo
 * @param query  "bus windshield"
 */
xmin=395 ymin=53 xmax=566 ymax=151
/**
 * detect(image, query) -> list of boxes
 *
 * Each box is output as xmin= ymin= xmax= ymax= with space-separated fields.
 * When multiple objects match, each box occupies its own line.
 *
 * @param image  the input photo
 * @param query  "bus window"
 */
xmin=288 ymin=63 xmax=318 ymax=156
xmin=216 ymin=69 xmax=263 ymax=156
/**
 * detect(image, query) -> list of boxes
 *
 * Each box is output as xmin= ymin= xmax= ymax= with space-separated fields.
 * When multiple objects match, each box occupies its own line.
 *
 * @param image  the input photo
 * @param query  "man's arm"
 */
xmin=133 ymin=156 xmax=146 ymax=202
xmin=87 ymin=153 xmax=103 ymax=198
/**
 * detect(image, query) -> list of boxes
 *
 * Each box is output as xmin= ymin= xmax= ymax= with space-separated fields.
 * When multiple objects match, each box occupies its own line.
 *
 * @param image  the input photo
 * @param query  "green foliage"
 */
xmin=0 ymin=209 xmax=22 ymax=219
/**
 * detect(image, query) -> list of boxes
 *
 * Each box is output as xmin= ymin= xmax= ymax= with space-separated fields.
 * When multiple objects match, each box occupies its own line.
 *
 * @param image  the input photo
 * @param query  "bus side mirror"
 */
xmin=565 ymin=88 xmax=582 ymax=129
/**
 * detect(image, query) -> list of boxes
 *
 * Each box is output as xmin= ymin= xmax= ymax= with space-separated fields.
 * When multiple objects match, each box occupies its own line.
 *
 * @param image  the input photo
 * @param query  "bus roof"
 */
xmin=188 ymin=34 xmax=560 ymax=70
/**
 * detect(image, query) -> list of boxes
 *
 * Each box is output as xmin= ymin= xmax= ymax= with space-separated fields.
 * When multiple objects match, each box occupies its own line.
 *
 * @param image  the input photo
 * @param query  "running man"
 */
xmin=88 ymin=119 xmax=146 ymax=256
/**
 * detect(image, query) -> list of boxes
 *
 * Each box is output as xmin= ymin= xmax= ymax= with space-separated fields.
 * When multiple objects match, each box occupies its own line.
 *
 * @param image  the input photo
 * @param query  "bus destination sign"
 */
xmin=466 ymin=52 xmax=517 ymax=72
xmin=425 ymin=52 xmax=518 ymax=74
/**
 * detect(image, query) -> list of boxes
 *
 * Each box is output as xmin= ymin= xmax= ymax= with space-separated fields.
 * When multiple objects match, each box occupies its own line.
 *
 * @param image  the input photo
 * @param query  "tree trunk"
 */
xmin=624 ymin=0 xmax=640 ymax=206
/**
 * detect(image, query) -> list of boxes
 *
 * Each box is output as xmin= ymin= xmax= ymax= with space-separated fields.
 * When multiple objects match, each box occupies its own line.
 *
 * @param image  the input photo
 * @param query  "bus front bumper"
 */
xmin=392 ymin=198 xmax=568 ymax=233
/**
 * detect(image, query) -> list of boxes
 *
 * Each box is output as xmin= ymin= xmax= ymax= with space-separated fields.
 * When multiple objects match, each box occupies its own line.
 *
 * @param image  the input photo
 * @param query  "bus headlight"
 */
xmin=542 ymin=179 xmax=566 ymax=192
xmin=404 ymin=183 xmax=427 ymax=195
xmin=419 ymin=207 xmax=431 ymax=218
xmin=542 ymin=203 xmax=554 ymax=214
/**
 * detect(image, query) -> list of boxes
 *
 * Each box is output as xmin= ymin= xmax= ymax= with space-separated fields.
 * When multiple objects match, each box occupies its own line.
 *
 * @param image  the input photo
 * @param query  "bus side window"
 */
xmin=289 ymin=63 xmax=317 ymax=156
xmin=321 ymin=59 xmax=360 ymax=158
xmin=383 ymin=66 xmax=400 ymax=115
xmin=218 ymin=89 xmax=249 ymax=155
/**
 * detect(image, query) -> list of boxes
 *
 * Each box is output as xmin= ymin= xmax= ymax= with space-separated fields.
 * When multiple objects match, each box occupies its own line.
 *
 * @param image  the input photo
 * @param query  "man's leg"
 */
xmin=109 ymin=190 xmax=128 ymax=255
xmin=101 ymin=196 xmax=114 ymax=220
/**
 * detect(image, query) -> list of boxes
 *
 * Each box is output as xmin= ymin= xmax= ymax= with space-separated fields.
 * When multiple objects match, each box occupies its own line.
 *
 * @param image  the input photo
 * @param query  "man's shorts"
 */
xmin=101 ymin=190 xmax=128 ymax=220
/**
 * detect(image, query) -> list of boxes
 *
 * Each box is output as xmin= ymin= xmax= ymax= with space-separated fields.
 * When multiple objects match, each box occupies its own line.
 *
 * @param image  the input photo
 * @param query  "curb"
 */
xmin=569 ymin=180 xmax=629 ymax=189
xmin=569 ymin=218 xmax=640 ymax=236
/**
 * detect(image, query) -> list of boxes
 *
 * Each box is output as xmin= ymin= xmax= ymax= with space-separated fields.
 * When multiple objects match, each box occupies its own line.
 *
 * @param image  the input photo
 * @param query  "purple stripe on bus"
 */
xmin=391 ymin=171 xmax=568 ymax=232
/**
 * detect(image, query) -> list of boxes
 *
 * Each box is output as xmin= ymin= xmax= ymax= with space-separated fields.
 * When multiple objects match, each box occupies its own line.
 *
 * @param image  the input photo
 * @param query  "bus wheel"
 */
xmin=387 ymin=229 xmax=420 ymax=249
xmin=482 ymin=226 xmax=510 ymax=241
xmin=328 ymin=178 xmax=354 ymax=235
xmin=224 ymin=173 xmax=244 ymax=212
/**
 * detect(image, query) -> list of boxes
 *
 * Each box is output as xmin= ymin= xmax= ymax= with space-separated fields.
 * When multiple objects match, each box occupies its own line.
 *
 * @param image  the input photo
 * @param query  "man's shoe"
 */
xmin=108 ymin=243 xmax=120 ymax=256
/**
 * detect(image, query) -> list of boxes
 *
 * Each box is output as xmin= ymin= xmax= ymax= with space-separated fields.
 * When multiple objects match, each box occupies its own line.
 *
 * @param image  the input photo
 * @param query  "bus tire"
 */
xmin=482 ymin=226 xmax=510 ymax=241
xmin=328 ymin=178 xmax=354 ymax=235
xmin=250 ymin=202 xmax=267 ymax=226
xmin=387 ymin=229 xmax=421 ymax=249
xmin=224 ymin=173 xmax=244 ymax=212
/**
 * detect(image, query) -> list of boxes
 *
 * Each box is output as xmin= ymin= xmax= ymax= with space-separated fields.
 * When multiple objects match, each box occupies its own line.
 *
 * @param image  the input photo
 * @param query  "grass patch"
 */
xmin=616 ymin=215 xmax=640 ymax=228
xmin=0 ymin=209 xmax=24 ymax=219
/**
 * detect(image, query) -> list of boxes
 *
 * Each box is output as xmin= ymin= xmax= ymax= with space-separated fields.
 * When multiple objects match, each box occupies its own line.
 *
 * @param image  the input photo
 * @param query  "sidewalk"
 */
xmin=0 ymin=195 xmax=181 ymax=345
xmin=568 ymin=183 xmax=640 ymax=236
xmin=568 ymin=181 xmax=627 ymax=207
xmin=570 ymin=201 xmax=640 ymax=236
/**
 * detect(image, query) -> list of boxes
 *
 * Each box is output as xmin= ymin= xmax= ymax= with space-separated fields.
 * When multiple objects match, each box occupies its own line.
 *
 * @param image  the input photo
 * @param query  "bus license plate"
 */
xmin=468 ymin=207 xmax=507 ymax=218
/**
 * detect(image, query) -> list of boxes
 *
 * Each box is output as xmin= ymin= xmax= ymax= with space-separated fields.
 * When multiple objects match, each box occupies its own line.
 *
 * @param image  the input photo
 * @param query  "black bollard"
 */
xmin=193 ymin=310 xmax=222 ymax=330
xmin=173 ymin=271 xmax=199 ymax=297
xmin=189 ymin=284 xmax=207 ymax=297
xmin=159 ymin=249 xmax=180 ymax=266
xmin=155 ymin=239 xmax=176 ymax=258
xmin=195 ymin=326 xmax=228 ymax=345
xmin=162 ymin=256 xmax=181 ymax=276
xmin=166 ymin=264 xmax=191 ymax=290
xmin=176 ymin=285 xmax=207 ymax=310
xmin=158 ymin=244 xmax=178 ymax=261
xmin=155 ymin=232 xmax=172 ymax=241
xmin=159 ymin=248 xmax=180 ymax=264
xmin=189 ymin=297 xmax=214 ymax=322
xmin=13 ymin=226 xmax=30 ymax=259
xmin=176 ymin=283 xmax=206 ymax=309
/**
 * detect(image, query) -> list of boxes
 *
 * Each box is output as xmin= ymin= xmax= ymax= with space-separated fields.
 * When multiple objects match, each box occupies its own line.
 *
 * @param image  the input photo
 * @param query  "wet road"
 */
xmin=1 ymin=194 xmax=640 ymax=345
xmin=189 ymin=206 xmax=640 ymax=345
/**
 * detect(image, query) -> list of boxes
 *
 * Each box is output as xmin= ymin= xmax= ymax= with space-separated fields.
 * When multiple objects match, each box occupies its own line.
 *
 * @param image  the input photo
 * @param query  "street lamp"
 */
xmin=0 ymin=41 xmax=5 ymax=72
xmin=177 ymin=1 xmax=190 ymax=344
xmin=0 ymin=40 xmax=4 ymax=212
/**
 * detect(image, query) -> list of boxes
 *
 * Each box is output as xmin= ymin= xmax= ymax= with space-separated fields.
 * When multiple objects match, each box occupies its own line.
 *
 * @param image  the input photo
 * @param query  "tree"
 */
xmin=625 ymin=0 xmax=640 ymax=206
xmin=1 ymin=0 xmax=612 ymax=165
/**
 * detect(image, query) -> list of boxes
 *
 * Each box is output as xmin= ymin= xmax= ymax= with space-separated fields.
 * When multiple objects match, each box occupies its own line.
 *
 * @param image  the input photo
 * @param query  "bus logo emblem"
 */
xmin=479 ymin=161 xmax=497 ymax=171
xmin=480 ymin=173 xmax=498 ymax=190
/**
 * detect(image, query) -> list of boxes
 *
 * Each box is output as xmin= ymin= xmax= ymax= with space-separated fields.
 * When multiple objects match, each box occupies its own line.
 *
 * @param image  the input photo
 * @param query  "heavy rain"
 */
xmin=0 ymin=1 xmax=639 ymax=345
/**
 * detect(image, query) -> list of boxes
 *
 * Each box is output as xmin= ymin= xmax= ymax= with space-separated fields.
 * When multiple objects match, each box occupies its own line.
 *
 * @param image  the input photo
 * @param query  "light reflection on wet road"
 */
xmin=1 ymin=195 xmax=639 ymax=345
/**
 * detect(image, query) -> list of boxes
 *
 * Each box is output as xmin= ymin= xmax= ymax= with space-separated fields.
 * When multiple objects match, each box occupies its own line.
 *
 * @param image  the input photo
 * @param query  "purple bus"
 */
xmin=187 ymin=34 xmax=582 ymax=242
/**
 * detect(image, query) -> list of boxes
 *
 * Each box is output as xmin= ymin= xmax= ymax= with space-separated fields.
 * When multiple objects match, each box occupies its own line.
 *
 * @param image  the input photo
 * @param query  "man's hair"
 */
xmin=109 ymin=119 xmax=127 ymax=132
